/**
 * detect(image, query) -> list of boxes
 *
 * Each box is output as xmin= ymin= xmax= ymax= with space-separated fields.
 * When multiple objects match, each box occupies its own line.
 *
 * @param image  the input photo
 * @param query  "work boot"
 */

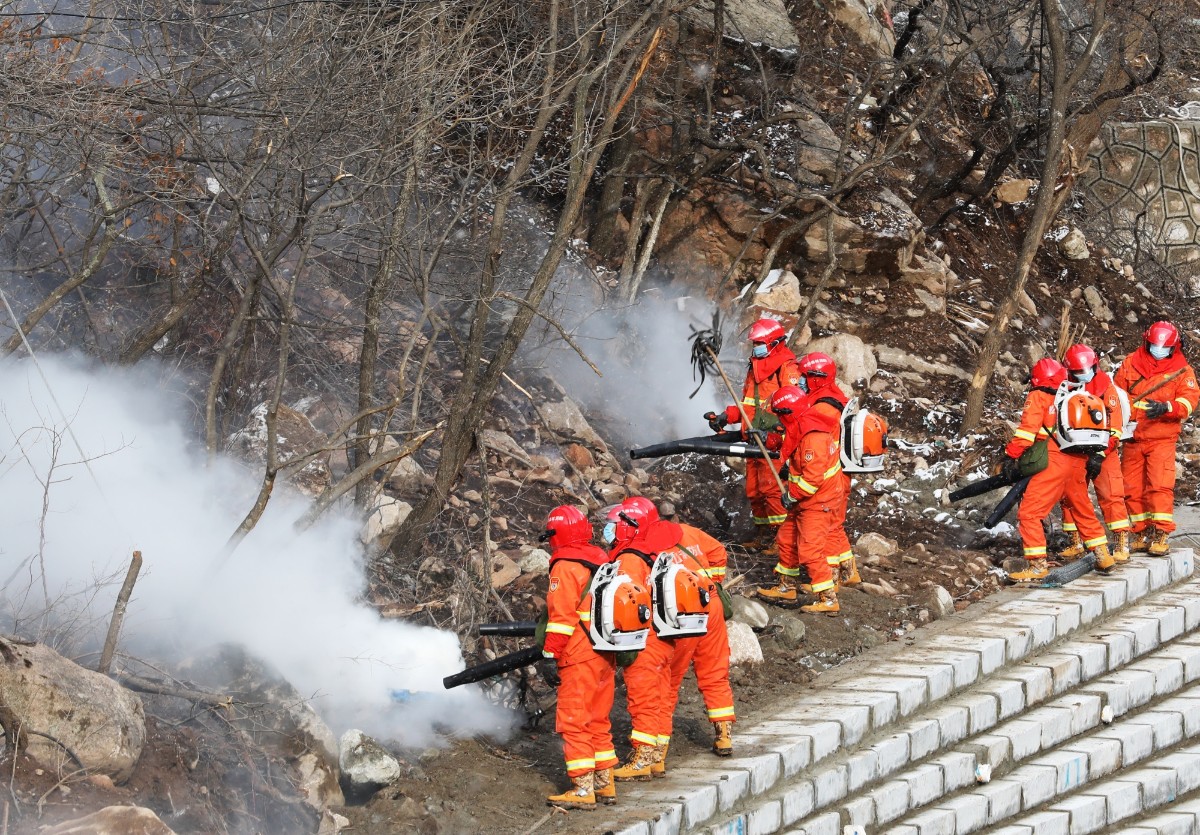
xmin=801 ymin=590 xmax=840 ymax=615
xmin=761 ymin=535 xmax=780 ymax=558
xmin=1113 ymin=531 xmax=1131 ymax=563
xmin=757 ymin=575 xmax=798 ymax=604
xmin=1058 ymin=530 xmax=1085 ymax=561
xmin=1130 ymin=531 xmax=1151 ymax=554
xmin=839 ymin=556 xmax=862 ymax=586
xmin=1093 ymin=542 xmax=1116 ymax=574
xmin=593 ymin=767 xmax=616 ymax=804
xmin=1007 ymin=558 xmax=1049 ymax=583
xmin=547 ymin=771 xmax=596 ymax=809
xmin=740 ymin=528 xmax=769 ymax=549
xmin=612 ymin=745 xmax=655 ymax=781
xmin=712 ymin=721 xmax=733 ymax=757
xmin=1149 ymin=527 xmax=1171 ymax=557
xmin=650 ymin=740 xmax=669 ymax=777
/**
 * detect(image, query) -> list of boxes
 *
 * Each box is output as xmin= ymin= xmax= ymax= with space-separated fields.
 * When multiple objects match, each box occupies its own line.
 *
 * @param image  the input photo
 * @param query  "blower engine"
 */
xmin=1052 ymin=384 xmax=1110 ymax=455
xmin=649 ymin=552 xmax=710 ymax=639
xmin=840 ymin=397 xmax=889 ymax=473
xmin=587 ymin=562 xmax=652 ymax=652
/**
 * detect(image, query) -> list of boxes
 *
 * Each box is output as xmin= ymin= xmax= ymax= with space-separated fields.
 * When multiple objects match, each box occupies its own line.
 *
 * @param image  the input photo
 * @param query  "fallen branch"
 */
xmin=114 ymin=673 xmax=234 ymax=710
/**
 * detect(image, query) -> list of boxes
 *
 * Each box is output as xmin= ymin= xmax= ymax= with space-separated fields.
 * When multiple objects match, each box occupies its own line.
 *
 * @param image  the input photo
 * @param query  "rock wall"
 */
xmin=1082 ymin=120 xmax=1200 ymax=271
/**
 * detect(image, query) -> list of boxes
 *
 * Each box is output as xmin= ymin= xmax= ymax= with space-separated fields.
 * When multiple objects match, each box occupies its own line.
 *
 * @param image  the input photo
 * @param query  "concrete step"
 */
xmin=592 ymin=549 xmax=1196 ymax=835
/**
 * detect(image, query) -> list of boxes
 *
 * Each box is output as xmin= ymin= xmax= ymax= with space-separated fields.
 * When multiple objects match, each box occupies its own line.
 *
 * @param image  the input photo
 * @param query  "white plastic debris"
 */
xmin=975 ymin=763 xmax=992 ymax=784
xmin=1101 ymin=705 xmax=1115 ymax=724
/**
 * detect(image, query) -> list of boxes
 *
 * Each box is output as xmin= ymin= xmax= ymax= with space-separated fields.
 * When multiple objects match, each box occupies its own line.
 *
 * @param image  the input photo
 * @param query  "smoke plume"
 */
xmin=0 ymin=354 xmax=511 ymax=747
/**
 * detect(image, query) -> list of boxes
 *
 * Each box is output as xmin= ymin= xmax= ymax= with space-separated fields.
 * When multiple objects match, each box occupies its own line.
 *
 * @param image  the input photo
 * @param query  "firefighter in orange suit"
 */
xmin=704 ymin=318 xmax=801 ymax=552
xmin=542 ymin=505 xmax=619 ymax=809
xmin=757 ymin=385 xmax=845 ymax=614
xmin=795 ymin=352 xmax=861 ymax=588
xmin=1059 ymin=344 xmax=1131 ymax=562
xmin=1114 ymin=321 xmax=1200 ymax=555
xmin=1006 ymin=359 xmax=1113 ymax=582
xmin=604 ymin=500 xmax=679 ymax=781
xmin=668 ymin=520 xmax=735 ymax=759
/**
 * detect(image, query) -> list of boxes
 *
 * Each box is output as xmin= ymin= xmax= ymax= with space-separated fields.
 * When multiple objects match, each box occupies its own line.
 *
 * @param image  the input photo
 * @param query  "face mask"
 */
xmin=601 ymin=522 xmax=616 ymax=545
xmin=752 ymin=344 xmax=769 ymax=359
xmin=798 ymin=377 xmax=809 ymax=393
xmin=1149 ymin=344 xmax=1172 ymax=360
xmin=1072 ymin=367 xmax=1095 ymax=383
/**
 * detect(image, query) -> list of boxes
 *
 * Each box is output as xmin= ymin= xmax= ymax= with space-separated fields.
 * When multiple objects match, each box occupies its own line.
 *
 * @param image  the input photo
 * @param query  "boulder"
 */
xmin=729 ymin=596 xmax=771 ymax=630
xmin=1083 ymin=285 xmax=1114 ymax=322
xmin=805 ymin=332 xmax=877 ymax=388
xmin=995 ymin=178 xmax=1036 ymax=203
xmin=775 ymin=614 xmax=807 ymax=651
xmin=726 ymin=621 xmax=764 ymax=666
xmin=901 ymin=253 xmax=958 ymax=296
xmin=805 ymin=190 xmax=921 ymax=276
xmin=563 ymin=443 xmax=595 ymax=471
xmin=855 ymin=531 xmax=898 ymax=558
xmin=227 ymin=403 xmax=332 ymax=497
xmin=39 ymin=806 xmax=175 ymax=834
xmin=753 ymin=269 xmax=805 ymax=313
xmin=538 ymin=396 xmax=604 ymax=448
xmin=518 ymin=548 xmax=551 ymax=575
xmin=362 ymin=495 xmax=414 ymax=555
xmin=922 ymin=585 xmax=956 ymax=620
xmin=827 ymin=0 xmax=895 ymax=58
xmin=682 ymin=0 xmax=799 ymax=52
xmin=480 ymin=429 xmax=533 ymax=467
xmin=875 ymin=345 xmax=971 ymax=381
xmin=385 ymin=452 xmax=431 ymax=495
xmin=339 ymin=729 xmax=402 ymax=802
xmin=1059 ymin=227 xmax=1090 ymax=260
xmin=0 ymin=639 xmax=145 ymax=782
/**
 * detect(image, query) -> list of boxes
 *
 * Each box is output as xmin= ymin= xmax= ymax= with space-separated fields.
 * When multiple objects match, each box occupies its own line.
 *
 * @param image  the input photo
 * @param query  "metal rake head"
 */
xmin=688 ymin=309 xmax=723 ymax=399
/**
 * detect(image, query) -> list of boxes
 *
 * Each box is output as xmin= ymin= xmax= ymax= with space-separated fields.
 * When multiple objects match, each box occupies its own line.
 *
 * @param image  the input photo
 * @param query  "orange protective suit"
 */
xmin=804 ymin=384 xmax=854 ymax=570
xmin=667 ymin=524 xmax=735 ymax=728
xmin=543 ymin=543 xmax=618 ymax=777
xmin=724 ymin=349 xmax=802 ymax=528
xmin=774 ymin=408 xmax=845 ymax=592
xmin=1061 ymin=370 xmax=1129 ymax=535
xmin=1115 ymin=347 xmax=1199 ymax=534
xmin=1005 ymin=388 xmax=1107 ymax=559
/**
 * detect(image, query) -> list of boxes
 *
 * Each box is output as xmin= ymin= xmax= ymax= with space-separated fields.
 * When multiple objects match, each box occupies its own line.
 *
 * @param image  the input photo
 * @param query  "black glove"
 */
xmin=704 ymin=411 xmax=728 ymax=432
xmin=1001 ymin=457 xmax=1022 ymax=481
xmin=1086 ymin=453 xmax=1104 ymax=481
xmin=777 ymin=463 xmax=790 ymax=482
xmin=1144 ymin=400 xmax=1170 ymax=419
xmin=781 ymin=491 xmax=798 ymax=510
xmin=536 ymin=654 xmax=560 ymax=687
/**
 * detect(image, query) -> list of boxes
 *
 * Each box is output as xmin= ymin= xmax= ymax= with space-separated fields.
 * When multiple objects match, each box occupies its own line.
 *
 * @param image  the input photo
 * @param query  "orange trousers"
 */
xmin=1062 ymin=451 xmax=1130 ymax=533
xmin=664 ymin=604 xmax=735 ymax=732
xmin=825 ymin=472 xmax=853 ymax=568
xmin=746 ymin=458 xmax=787 ymax=527
xmin=1018 ymin=444 xmax=1106 ymax=559
xmin=775 ymin=503 xmax=836 ymax=592
xmin=622 ymin=631 xmax=674 ymax=749
xmin=557 ymin=652 xmax=617 ymax=776
xmin=1122 ymin=438 xmax=1179 ymax=533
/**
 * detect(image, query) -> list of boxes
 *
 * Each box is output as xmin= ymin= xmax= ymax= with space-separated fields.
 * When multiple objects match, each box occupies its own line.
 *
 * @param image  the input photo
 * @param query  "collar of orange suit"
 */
xmin=1128 ymin=345 xmax=1187 ymax=379
xmin=749 ymin=344 xmax=797 ymax=384
xmin=549 ymin=542 xmax=611 ymax=567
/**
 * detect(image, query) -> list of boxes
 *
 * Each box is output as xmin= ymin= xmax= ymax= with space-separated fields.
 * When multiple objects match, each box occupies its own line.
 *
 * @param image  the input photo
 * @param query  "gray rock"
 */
xmin=39 ymin=806 xmax=175 ymax=834
xmin=806 ymin=332 xmax=878 ymax=389
xmin=0 ymin=639 xmax=145 ymax=783
xmin=730 ymin=596 xmax=771 ymax=630
xmin=1083 ymin=285 xmax=1114 ymax=322
xmin=362 ymin=495 xmax=413 ymax=555
xmin=726 ymin=621 xmax=764 ymax=666
xmin=682 ymin=0 xmax=799 ymax=51
xmin=776 ymin=615 xmax=807 ymax=651
xmin=339 ymin=729 xmax=402 ymax=801
xmin=1059 ymin=227 xmax=1090 ymax=260
xmin=538 ymin=397 xmax=604 ymax=446
xmin=518 ymin=548 xmax=551 ymax=575
xmin=923 ymin=585 xmax=956 ymax=620
xmin=855 ymin=531 xmax=899 ymax=558
xmin=753 ymin=269 xmax=804 ymax=313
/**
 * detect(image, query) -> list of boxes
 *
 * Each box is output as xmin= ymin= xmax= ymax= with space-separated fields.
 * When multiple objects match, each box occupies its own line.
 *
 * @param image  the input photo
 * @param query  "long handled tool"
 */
xmin=688 ymin=311 xmax=789 ymax=497
xmin=984 ymin=477 xmax=1030 ymax=528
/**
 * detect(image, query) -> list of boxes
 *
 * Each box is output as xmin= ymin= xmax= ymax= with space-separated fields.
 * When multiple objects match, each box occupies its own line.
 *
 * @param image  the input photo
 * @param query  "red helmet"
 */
xmin=749 ymin=318 xmax=786 ymax=345
xmin=1030 ymin=358 xmax=1067 ymax=390
xmin=615 ymin=497 xmax=659 ymax=542
xmin=544 ymin=505 xmax=591 ymax=549
xmin=1145 ymin=321 xmax=1180 ymax=352
xmin=799 ymin=352 xmax=836 ymax=381
xmin=769 ymin=385 xmax=806 ymax=416
xmin=1063 ymin=344 xmax=1097 ymax=373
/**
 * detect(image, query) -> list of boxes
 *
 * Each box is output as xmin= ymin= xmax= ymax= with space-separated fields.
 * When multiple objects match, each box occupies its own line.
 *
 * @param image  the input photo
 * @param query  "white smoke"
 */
xmin=0 ymin=354 xmax=511 ymax=747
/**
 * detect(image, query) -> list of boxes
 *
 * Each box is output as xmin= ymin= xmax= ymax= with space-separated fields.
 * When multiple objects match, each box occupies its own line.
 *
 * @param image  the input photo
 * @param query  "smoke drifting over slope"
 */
xmin=0 ymin=354 xmax=509 ymax=746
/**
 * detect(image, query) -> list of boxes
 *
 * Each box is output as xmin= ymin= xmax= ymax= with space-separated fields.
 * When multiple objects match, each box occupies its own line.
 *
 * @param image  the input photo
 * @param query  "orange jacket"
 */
xmin=1005 ymin=388 xmax=1056 ymax=459
xmin=1115 ymin=348 xmax=1199 ymax=443
xmin=781 ymin=408 xmax=843 ymax=506
xmin=676 ymin=523 xmax=728 ymax=585
xmin=724 ymin=349 xmax=803 ymax=433
xmin=543 ymin=543 xmax=609 ymax=666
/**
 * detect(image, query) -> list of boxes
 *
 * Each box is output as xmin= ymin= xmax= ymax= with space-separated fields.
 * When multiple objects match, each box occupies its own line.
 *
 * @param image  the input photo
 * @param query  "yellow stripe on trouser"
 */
xmin=1130 ymin=512 xmax=1151 ymax=523
xmin=1062 ymin=522 xmax=1077 ymax=532
xmin=1023 ymin=546 xmax=1047 ymax=557
xmin=809 ymin=578 xmax=836 ymax=592
xmin=826 ymin=549 xmax=852 ymax=566
xmin=565 ymin=757 xmax=595 ymax=772
xmin=1083 ymin=536 xmax=1107 ymax=549
xmin=595 ymin=749 xmax=617 ymax=766
xmin=656 ymin=735 xmax=671 ymax=745
xmin=774 ymin=563 xmax=800 ymax=576
xmin=707 ymin=706 xmax=736 ymax=720
xmin=753 ymin=514 xmax=787 ymax=525
xmin=631 ymin=730 xmax=657 ymax=746
xmin=1107 ymin=518 xmax=1131 ymax=531
xmin=1149 ymin=513 xmax=1174 ymax=523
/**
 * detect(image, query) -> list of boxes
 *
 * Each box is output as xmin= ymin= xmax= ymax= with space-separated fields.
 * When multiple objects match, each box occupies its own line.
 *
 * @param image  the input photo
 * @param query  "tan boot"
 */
xmin=1093 ymin=542 xmax=1115 ymax=573
xmin=1130 ymin=530 xmax=1151 ymax=554
xmin=612 ymin=745 xmax=655 ymax=781
xmin=1059 ymin=530 xmax=1085 ymax=561
xmin=1007 ymin=558 xmax=1049 ymax=583
xmin=1148 ymin=527 xmax=1171 ymax=557
xmin=593 ymin=767 xmax=616 ymax=804
xmin=712 ymin=721 xmax=733 ymax=757
xmin=650 ymin=740 xmax=669 ymax=777
xmin=761 ymin=527 xmax=780 ymax=557
xmin=548 ymin=771 xmax=596 ymax=809
xmin=801 ymin=590 xmax=840 ymax=615
xmin=757 ymin=575 xmax=798 ymax=604
xmin=840 ymin=556 xmax=862 ymax=585
xmin=740 ymin=529 xmax=765 ymax=548
xmin=1112 ymin=531 xmax=1131 ymax=563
